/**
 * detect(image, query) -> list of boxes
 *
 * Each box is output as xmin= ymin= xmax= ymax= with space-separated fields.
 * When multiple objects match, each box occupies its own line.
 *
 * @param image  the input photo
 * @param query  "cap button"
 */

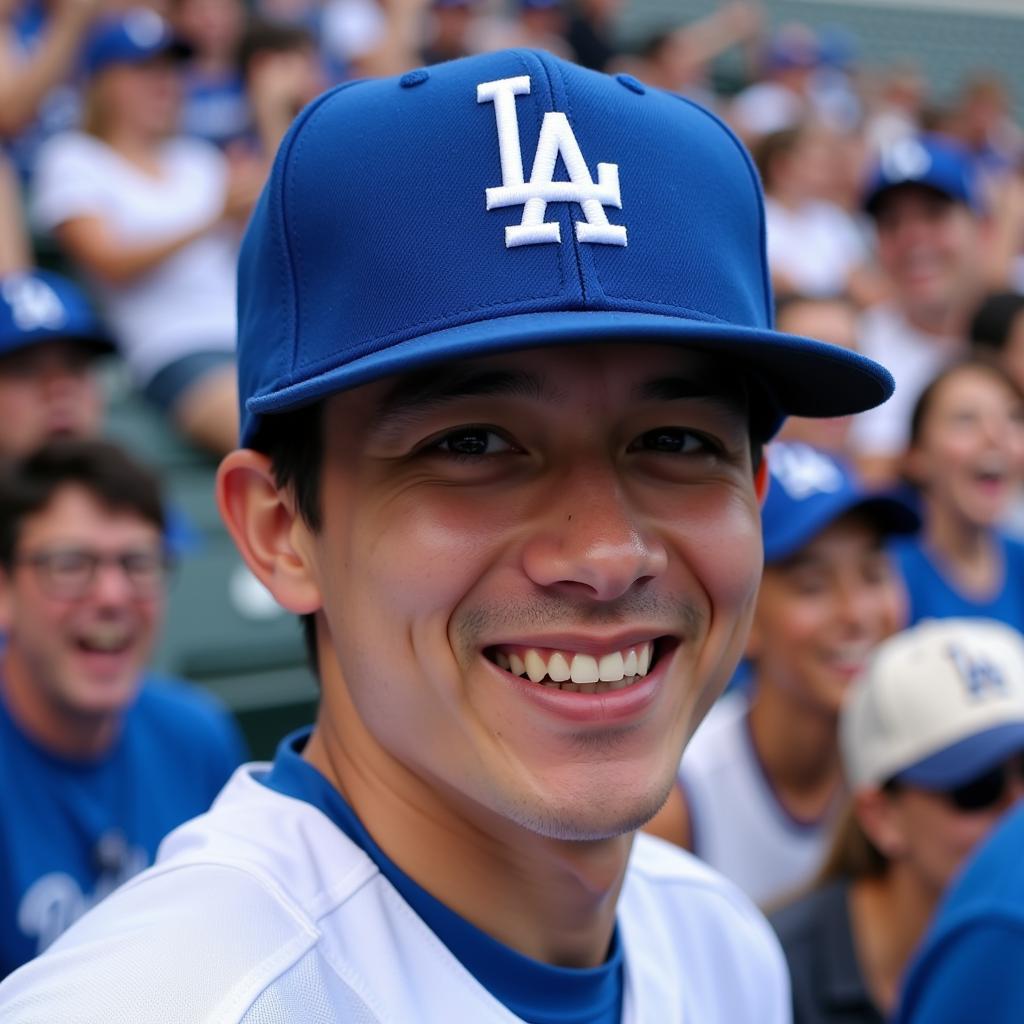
xmin=616 ymin=74 xmax=645 ymax=95
xmin=400 ymin=69 xmax=430 ymax=89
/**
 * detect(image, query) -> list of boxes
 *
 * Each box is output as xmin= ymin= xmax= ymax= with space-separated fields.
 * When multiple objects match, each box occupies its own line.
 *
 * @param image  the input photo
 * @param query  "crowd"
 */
xmin=1 ymin=0 xmax=1024 ymax=1021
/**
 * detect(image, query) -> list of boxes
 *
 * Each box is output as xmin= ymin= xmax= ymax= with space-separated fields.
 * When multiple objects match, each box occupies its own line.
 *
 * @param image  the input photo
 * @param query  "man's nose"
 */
xmin=519 ymin=462 xmax=668 ymax=601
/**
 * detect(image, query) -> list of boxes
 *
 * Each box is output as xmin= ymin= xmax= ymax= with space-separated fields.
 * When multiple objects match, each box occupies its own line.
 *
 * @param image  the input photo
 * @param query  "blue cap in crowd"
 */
xmin=762 ymin=442 xmax=919 ymax=562
xmin=235 ymin=49 xmax=894 ymax=446
xmin=82 ymin=9 xmax=191 ymax=78
xmin=863 ymin=134 xmax=983 ymax=216
xmin=0 ymin=270 xmax=113 ymax=360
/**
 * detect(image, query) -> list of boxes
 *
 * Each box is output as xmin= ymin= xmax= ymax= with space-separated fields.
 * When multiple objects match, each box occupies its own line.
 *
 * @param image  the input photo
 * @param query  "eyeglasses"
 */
xmin=13 ymin=547 xmax=172 ymax=599
xmin=940 ymin=758 xmax=1024 ymax=813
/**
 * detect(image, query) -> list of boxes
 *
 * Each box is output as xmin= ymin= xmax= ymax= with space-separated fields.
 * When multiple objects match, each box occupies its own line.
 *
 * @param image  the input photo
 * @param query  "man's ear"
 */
xmin=854 ymin=786 xmax=908 ymax=861
xmin=0 ymin=566 xmax=13 ymax=632
xmin=754 ymin=457 xmax=770 ymax=505
xmin=216 ymin=449 xmax=322 ymax=615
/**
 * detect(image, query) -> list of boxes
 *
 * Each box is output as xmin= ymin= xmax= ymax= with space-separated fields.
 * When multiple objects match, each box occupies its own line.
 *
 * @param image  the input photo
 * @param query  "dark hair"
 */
xmin=238 ymin=18 xmax=316 ymax=79
xmin=752 ymin=125 xmax=806 ymax=192
xmin=969 ymin=291 xmax=1024 ymax=353
xmin=908 ymin=355 xmax=1024 ymax=450
xmin=253 ymin=403 xmax=324 ymax=675
xmin=0 ymin=439 xmax=166 ymax=568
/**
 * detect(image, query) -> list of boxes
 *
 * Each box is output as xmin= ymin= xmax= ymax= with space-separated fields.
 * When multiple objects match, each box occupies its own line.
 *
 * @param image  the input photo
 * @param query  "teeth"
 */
xmin=547 ymin=652 xmax=571 ymax=682
xmin=492 ymin=640 xmax=658 ymax=690
xmin=598 ymin=651 xmax=624 ymax=682
xmin=570 ymin=654 xmax=600 ymax=685
xmin=524 ymin=650 xmax=547 ymax=683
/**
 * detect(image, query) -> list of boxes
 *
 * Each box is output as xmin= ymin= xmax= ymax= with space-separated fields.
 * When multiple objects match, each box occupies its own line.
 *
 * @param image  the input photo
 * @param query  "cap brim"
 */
xmin=765 ymin=490 xmax=920 ymax=563
xmin=0 ymin=331 xmax=115 ymax=360
xmin=896 ymin=722 xmax=1024 ymax=789
xmin=245 ymin=310 xmax=893 ymax=442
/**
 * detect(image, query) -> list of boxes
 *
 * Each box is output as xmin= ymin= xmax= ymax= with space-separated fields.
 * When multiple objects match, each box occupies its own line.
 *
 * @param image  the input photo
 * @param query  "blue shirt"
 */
xmin=896 ymin=803 xmax=1024 ymax=1023
xmin=0 ymin=675 xmax=246 ymax=978
xmin=262 ymin=729 xmax=624 ymax=1024
xmin=892 ymin=533 xmax=1024 ymax=631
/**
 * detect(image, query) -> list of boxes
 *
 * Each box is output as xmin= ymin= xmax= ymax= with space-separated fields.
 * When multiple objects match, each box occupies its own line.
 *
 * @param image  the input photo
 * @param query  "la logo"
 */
xmin=478 ymin=75 xmax=627 ymax=249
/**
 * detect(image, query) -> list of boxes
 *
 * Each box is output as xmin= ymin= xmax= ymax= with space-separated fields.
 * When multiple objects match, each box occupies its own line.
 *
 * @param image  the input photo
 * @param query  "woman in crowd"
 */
xmin=771 ymin=617 xmax=1024 ymax=1023
xmin=894 ymin=356 xmax=1024 ymax=628
xmin=32 ymin=8 xmax=264 ymax=453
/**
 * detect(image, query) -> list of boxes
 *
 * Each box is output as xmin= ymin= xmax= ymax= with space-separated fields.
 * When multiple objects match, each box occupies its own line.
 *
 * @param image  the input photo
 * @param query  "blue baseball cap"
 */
xmin=0 ymin=270 xmax=113 ymax=359
xmin=762 ymin=442 xmax=919 ymax=563
xmin=863 ymin=134 xmax=983 ymax=216
xmin=236 ymin=49 xmax=894 ymax=446
xmin=82 ymin=9 xmax=191 ymax=78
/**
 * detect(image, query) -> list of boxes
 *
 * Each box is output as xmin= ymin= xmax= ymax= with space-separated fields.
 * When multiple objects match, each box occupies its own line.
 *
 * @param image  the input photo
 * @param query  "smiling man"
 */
xmin=0 ymin=439 xmax=245 ymax=979
xmin=0 ymin=49 xmax=893 ymax=1022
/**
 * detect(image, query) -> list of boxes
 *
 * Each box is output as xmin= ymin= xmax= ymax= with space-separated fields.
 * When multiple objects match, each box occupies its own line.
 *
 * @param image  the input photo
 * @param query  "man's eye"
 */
xmin=630 ymin=428 xmax=714 ymax=455
xmin=430 ymin=428 xmax=515 ymax=457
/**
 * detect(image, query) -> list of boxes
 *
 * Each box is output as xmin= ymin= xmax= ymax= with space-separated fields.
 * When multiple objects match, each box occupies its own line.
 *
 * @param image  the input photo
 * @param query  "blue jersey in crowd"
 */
xmin=896 ymin=802 xmax=1024 ymax=1023
xmin=891 ymin=533 xmax=1024 ymax=631
xmin=0 ymin=675 xmax=246 ymax=978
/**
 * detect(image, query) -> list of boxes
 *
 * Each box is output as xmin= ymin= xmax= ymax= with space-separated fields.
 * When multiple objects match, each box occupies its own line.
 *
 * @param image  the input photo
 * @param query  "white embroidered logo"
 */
xmin=2 ymin=275 xmax=67 ymax=332
xmin=477 ymin=75 xmax=627 ymax=249
xmin=769 ymin=443 xmax=844 ymax=501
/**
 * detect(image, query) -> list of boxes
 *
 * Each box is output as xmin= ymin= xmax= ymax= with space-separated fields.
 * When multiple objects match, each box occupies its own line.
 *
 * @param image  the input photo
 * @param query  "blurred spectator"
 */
xmin=477 ymin=0 xmax=573 ymax=61
xmin=0 ymin=438 xmax=246 ymax=977
xmin=850 ymin=135 xmax=989 ymax=484
xmin=645 ymin=443 xmax=916 ymax=908
xmin=421 ymin=0 xmax=480 ymax=66
xmin=239 ymin=17 xmax=324 ymax=157
xmin=0 ymin=269 xmax=111 ymax=460
xmin=0 ymin=153 xmax=31 ymax=274
xmin=318 ymin=0 xmax=428 ymax=80
xmin=970 ymin=290 xmax=1024 ymax=396
xmin=171 ymin=0 xmax=251 ymax=149
xmin=0 ymin=0 xmax=105 ymax=177
xmin=895 ymin=358 xmax=1024 ymax=629
xmin=863 ymin=63 xmax=927 ymax=155
xmin=776 ymin=295 xmax=861 ymax=456
xmin=773 ymin=618 xmax=1024 ymax=1023
xmin=616 ymin=3 xmax=761 ymax=107
xmin=729 ymin=22 xmax=819 ymax=141
xmin=755 ymin=123 xmax=879 ymax=305
xmin=897 ymin=801 xmax=1024 ymax=1023
xmin=949 ymin=75 xmax=1022 ymax=181
xmin=564 ymin=0 xmax=622 ymax=71
xmin=31 ymin=9 xmax=264 ymax=454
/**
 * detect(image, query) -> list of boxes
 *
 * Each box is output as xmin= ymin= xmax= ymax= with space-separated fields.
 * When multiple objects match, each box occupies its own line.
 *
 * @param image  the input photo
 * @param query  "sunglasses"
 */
xmin=887 ymin=757 xmax=1024 ymax=812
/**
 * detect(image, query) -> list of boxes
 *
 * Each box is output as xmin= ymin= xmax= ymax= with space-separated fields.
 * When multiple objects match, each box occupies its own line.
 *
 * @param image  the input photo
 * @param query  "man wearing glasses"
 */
xmin=0 ymin=439 xmax=245 ymax=978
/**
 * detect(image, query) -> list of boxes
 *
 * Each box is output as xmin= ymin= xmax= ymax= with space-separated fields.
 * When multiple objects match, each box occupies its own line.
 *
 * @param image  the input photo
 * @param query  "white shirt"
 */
xmin=849 ymin=303 xmax=964 ymax=458
xmin=764 ymin=197 xmax=869 ymax=298
xmin=0 ymin=764 xmax=791 ymax=1023
xmin=32 ymin=131 xmax=239 ymax=385
xmin=680 ymin=693 xmax=839 ymax=908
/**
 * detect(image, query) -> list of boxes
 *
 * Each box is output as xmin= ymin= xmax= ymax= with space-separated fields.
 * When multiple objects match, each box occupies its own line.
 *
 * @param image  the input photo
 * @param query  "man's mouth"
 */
xmin=484 ymin=639 xmax=670 ymax=693
xmin=74 ymin=624 xmax=133 ymax=655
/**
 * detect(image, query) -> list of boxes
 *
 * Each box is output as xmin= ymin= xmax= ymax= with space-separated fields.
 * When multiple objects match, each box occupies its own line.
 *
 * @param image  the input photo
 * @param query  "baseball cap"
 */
xmin=863 ymin=134 xmax=983 ymax=216
xmin=761 ymin=442 xmax=919 ymax=563
xmin=0 ymin=270 xmax=113 ymax=359
xmin=81 ymin=9 xmax=191 ymax=78
xmin=236 ymin=48 xmax=894 ymax=446
xmin=841 ymin=618 xmax=1024 ymax=791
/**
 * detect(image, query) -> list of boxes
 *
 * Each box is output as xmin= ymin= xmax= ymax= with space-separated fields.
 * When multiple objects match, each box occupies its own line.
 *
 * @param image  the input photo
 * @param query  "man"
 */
xmin=849 ymin=134 xmax=989 ymax=484
xmin=0 ymin=439 xmax=246 ymax=978
xmin=0 ymin=50 xmax=893 ymax=1021
xmin=645 ymin=441 xmax=916 ymax=906
xmin=0 ymin=269 xmax=110 ymax=460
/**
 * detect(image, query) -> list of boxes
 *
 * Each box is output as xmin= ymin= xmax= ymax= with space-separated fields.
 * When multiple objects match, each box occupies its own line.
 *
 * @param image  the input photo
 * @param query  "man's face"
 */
xmin=749 ymin=514 xmax=905 ymax=718
xmin=874 ymin=186 xmax=982 ymax=319
xmin=0 ymin=342 xmax=103 ymax=459
xmin=300 ymin=344 xmax=763 ymax=841
xmin=0 ymin=485 xmax=165 ymax=722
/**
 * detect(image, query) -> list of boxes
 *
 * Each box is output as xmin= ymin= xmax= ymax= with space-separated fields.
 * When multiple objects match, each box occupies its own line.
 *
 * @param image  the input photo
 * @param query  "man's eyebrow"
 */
xmin=370 ymin=367 xmax=556 ymax=433
xmin=636 ymin=375 xmax=749 ymax=416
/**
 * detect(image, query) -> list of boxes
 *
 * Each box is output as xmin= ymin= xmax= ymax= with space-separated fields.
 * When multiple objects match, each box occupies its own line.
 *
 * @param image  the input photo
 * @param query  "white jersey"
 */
xmin=0 ymin=763 xmax=790 ymax=1023
xmin=31 ymin=131 xmax=239 ymax=384
xmin=680 ymin=693 xmax=838 ymax=909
